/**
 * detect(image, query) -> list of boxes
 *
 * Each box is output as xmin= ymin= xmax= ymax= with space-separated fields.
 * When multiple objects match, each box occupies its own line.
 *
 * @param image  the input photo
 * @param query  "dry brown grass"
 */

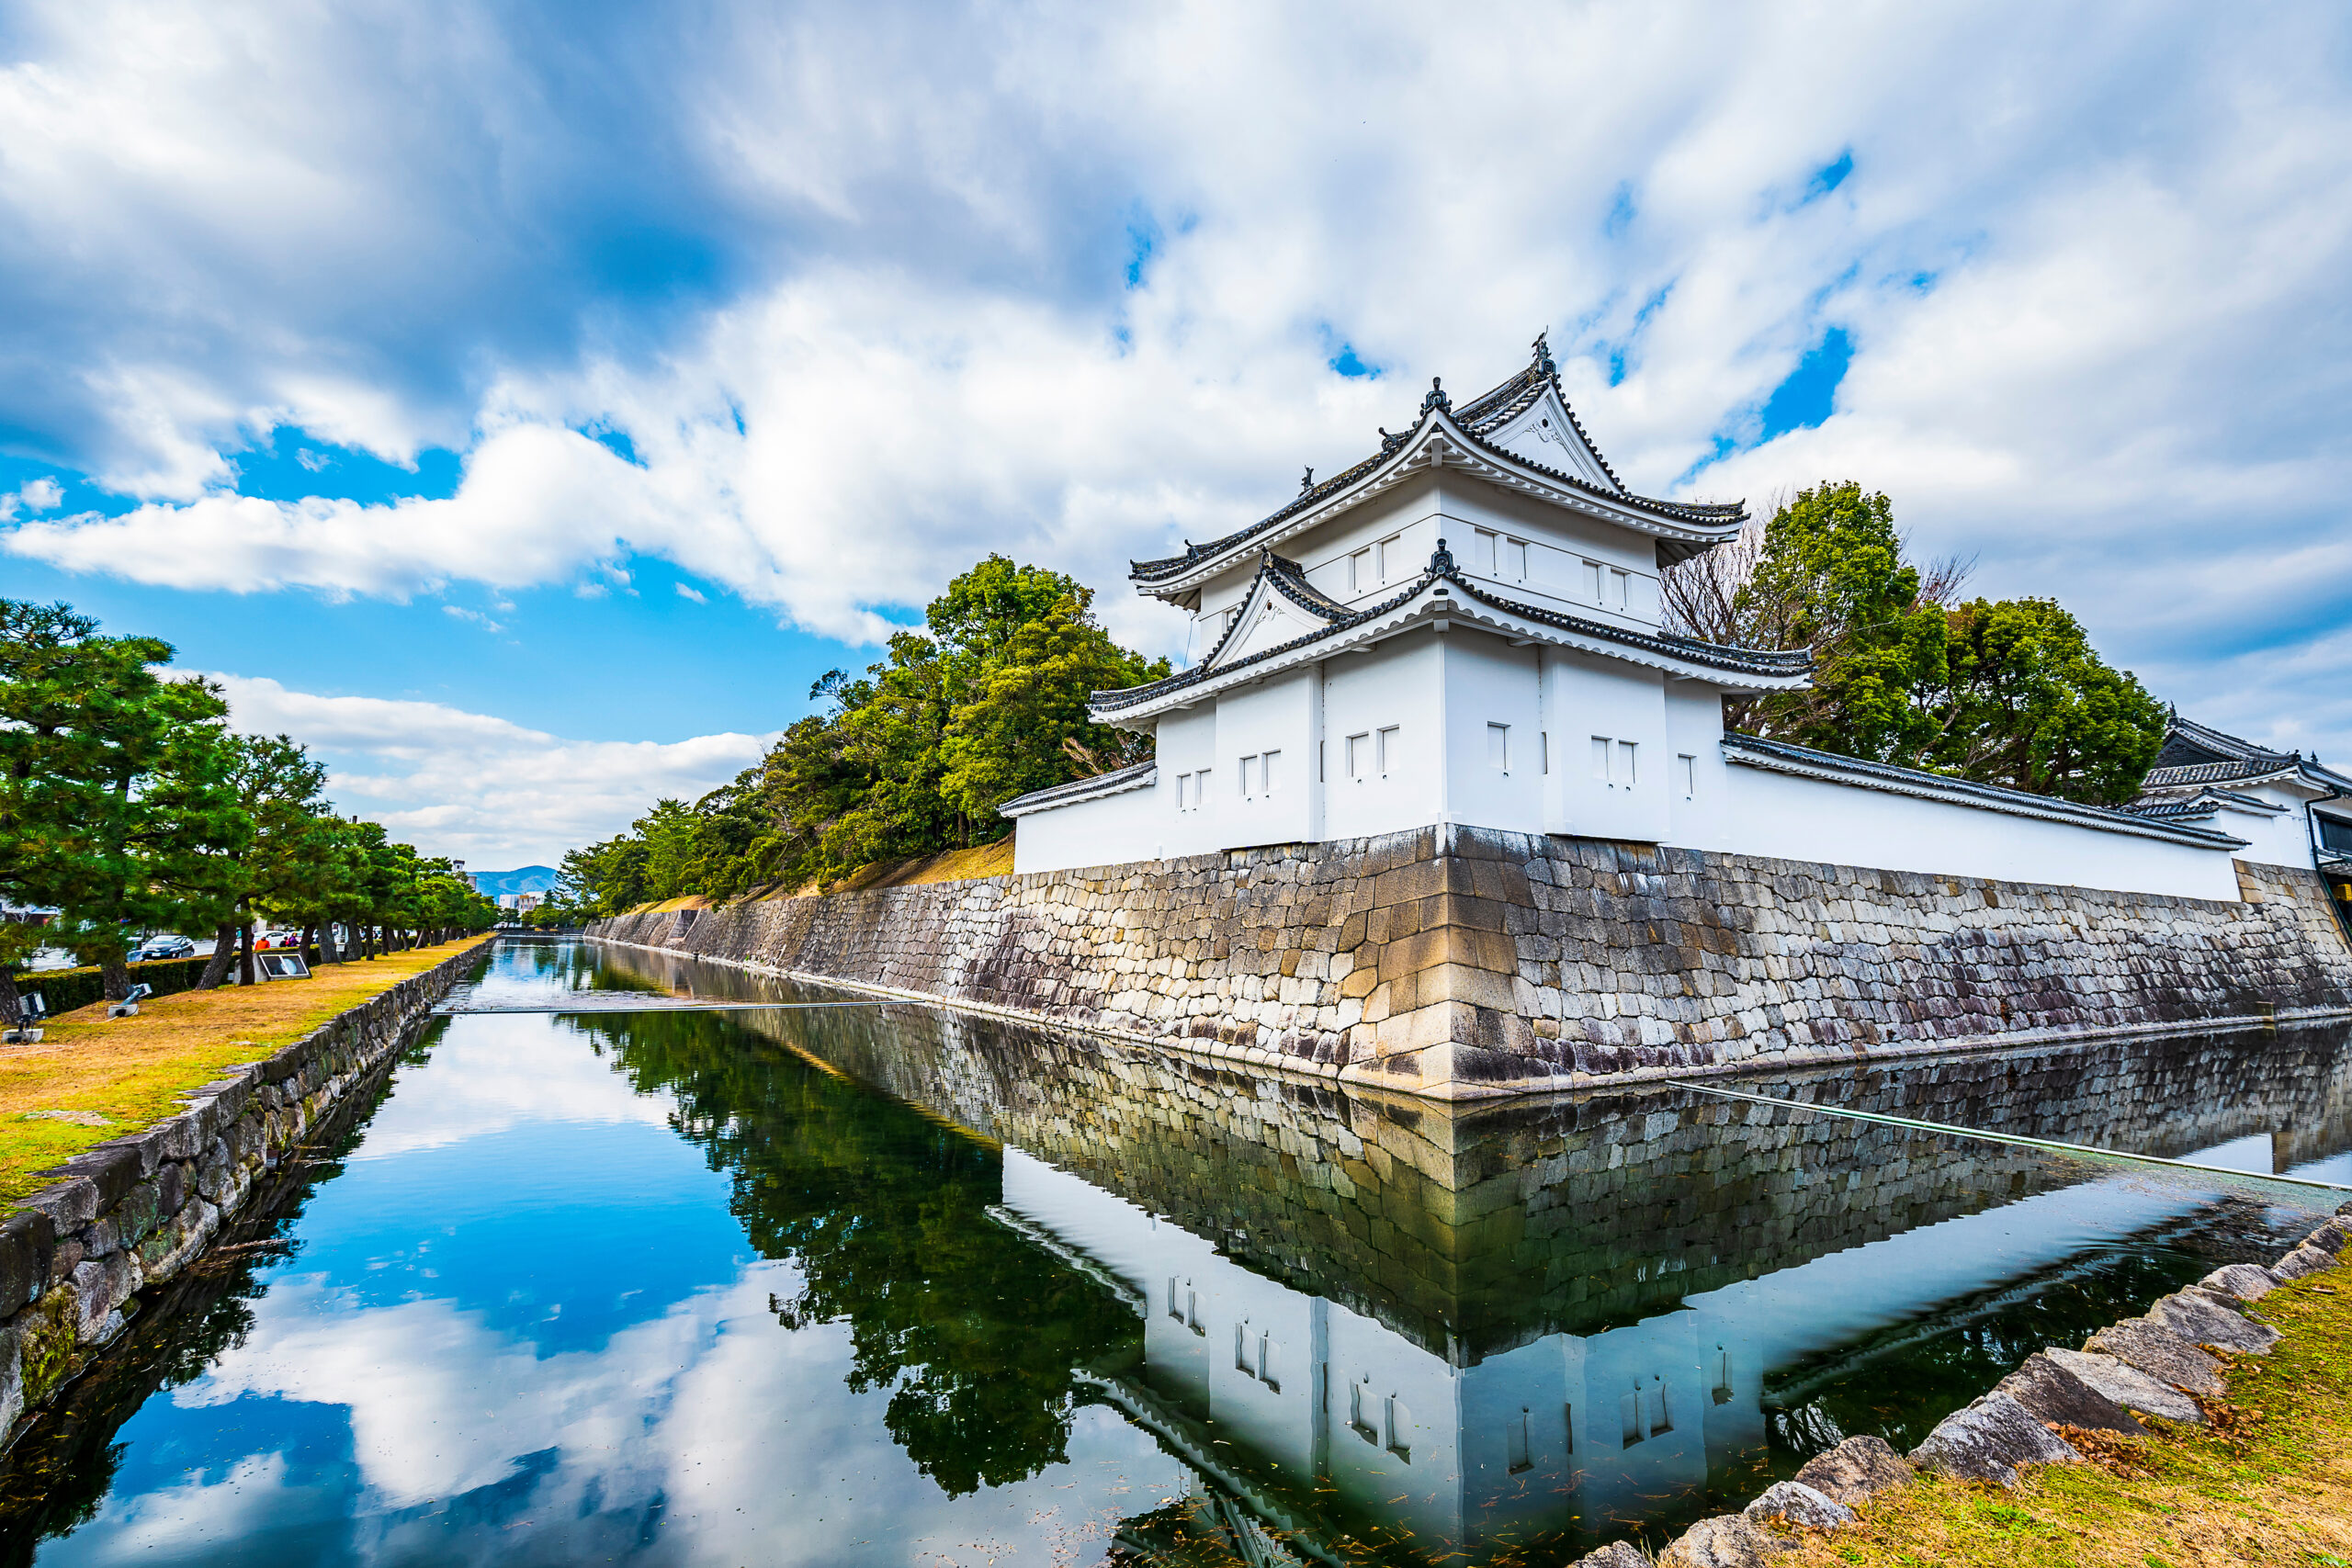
xmin=1774 ymin=1274 xmax=2352 ymax=1568
xmin=0 ymin=939 xmax=486 ymax=1202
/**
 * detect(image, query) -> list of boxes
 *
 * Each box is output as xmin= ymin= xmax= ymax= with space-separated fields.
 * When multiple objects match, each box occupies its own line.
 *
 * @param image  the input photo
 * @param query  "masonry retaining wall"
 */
xmin=0 ymin=941 xmax=489 ymax=1448
xmin=589 ymin=827 xmax=2352 ymax=1099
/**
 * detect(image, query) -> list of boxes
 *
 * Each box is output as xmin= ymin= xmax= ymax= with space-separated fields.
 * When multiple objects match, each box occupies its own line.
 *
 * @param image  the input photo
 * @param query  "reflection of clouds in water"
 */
xmin=348 ymin=1012 xmax=678 ymax=1162
xmin=146 ymin=1262 xmax=1180 ymax=1565
xmin=55 ymin=1451 xmax=298 ymax=1566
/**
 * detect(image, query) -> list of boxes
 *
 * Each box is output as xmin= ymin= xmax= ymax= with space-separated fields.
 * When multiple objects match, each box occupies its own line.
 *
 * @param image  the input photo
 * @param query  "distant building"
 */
xmin=2132 ymin=715 xmax=2352 ymax=881
xmin=1003 ymin=339 xmax=2251 ymax=901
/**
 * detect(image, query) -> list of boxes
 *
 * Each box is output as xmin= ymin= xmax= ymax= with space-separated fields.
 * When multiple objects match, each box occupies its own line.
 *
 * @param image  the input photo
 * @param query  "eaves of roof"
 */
xmin=1129 ymin=349 xmax=1743 ymax=592
xmin=1091 ymin=560 xmax=1810 ymax=720
xmin=1723 ymin=733 xmax=2249 ymax=852
xmin=999 ymin=760 xmax=1157 ymax=818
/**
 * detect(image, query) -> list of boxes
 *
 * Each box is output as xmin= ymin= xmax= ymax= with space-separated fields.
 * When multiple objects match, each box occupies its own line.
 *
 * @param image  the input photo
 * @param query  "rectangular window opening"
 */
xmin=1591 ymin=736 xmax=1612 ymax=782
xmin=1542 ymin=730 xmax=1551 ymax=775
xmin=1376 ymin=534 xmax=1402 ymax=581
xmin=1504 ymin=537 xmax=1528 ymax=581
xmin=1648 ymin=1383 xmax=1672 ymax=1436
xmin=1620 ymin=1389 xmax=1642 ymax=1448
xmin=1507 ymin=1409 xmax=1532 ymax=1474
xmin=1350 ymin=1382 xmax=1378 ymax=1444
xmin=1262 ymin=750 xmax=1281 ymax=795
xmin=1384 ymin=1394 xmax=1411 ymax=1462
xmin=1581 ymin=559 xmax=1604 ymax=602
xmin=1618 ymin=739 xmax=1638 ymax=786
xmin=1563 ymin=1401 xmax=1575 ymax=1454
xmin=1235 ymin=1324 xmax=1251 ymax=1374
xmin=1677 ymin=753 xmax=1697 ymax=799
xmin=1473 ymin=527 xmax=1498 ymax=574
xmin=1347 ymin=731 xmax=1370 ymax=780
xmin=1713 ymin=1349 xmax=1733 ymax=1406
xmin=1377 ymin=725 xmax=1399 ymax=778
xmin=1609 ymin=568 xmax=1631 ymax=610
xmin=1487 ymin=722 xmax=1510 ymax=773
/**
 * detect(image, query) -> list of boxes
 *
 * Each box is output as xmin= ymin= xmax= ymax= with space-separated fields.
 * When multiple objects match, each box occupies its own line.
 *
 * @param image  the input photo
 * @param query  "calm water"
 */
xmin=3 ymin=939 xmax=2346 ymax=1567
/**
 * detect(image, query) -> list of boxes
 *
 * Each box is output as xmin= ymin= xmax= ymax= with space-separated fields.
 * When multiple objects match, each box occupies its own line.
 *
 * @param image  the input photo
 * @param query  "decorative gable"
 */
xmin=1202 ymin=553 xmax=1352 ymax=671
xmin=1484 ymin=382 xmax=1621 ymax=492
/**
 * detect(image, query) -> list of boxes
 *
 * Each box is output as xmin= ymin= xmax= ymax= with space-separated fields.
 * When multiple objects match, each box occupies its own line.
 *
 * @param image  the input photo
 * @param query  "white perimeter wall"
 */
xmin=1014 ymin=622 xmax=2250 ymax=900
xmin=1711 ymin=762 xmax=2245 ymax=901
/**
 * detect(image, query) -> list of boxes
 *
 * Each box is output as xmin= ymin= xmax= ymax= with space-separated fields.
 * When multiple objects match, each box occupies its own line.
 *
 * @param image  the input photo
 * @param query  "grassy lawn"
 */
xmin=1777 ymin=1271 xmax=2352 ymax=1568
xmin=0 ymin=939 xmax=486 ymax=1203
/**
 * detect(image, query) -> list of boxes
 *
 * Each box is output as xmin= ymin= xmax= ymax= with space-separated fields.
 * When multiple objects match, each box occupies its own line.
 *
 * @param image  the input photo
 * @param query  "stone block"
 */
xmin=2271 ymin=1245 xmax=2338 ymax=1281
xmin=1994 ymin=1350 xmax=2145 ymax=1437
xmin=2040 ymin=1348 xmax=2200 ymax=1424
xmin=1910 ymin=1393 xmax=2082 ymax=1486
xmin=1657 ymin=1514 xmax=1787 ymax=1567
xmin=2146 ymin=1292 xmax=2278 ymax=1355
xmin=2198 ymin=1263 xmax=2280 ymax=1302
xmin=1790 ymin=1434 xmax=1912 ymax=1506
xmin=1743 ymin=1480 xmax=1853 ymax=1530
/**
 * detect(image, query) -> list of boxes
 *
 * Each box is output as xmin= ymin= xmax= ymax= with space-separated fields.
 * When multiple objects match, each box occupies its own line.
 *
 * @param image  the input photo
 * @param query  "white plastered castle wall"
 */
xmin=1713 ymin=761 xmax=2244 ymax=901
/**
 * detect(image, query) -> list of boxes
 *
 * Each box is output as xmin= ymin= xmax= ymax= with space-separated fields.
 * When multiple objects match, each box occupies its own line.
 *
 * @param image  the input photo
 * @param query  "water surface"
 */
xmin=5 ymin=939 xmax=2345 ymax=1567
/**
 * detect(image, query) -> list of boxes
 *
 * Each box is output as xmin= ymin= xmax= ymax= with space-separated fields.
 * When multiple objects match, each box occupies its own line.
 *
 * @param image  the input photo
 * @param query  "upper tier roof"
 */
xmin=1129 ymin=336 xmax=1747 ymax=599
xmin=1091 ymin=542 xmax=1811 ymax=725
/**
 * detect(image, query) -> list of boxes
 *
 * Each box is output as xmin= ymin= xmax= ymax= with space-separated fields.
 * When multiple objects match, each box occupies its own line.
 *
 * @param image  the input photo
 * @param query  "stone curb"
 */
xmin=1580 ymin=1203 xmax=2349 ymax=1565
xmin=0 ymin=940 xmax=492 ymax=1451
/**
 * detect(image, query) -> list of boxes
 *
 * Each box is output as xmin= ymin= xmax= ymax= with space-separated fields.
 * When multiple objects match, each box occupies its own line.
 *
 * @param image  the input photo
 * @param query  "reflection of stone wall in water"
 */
xmin=589 ymin=825 xmax=2352 ymax=1098
xmin=598 ymin=946 xmax=2352 ymax=1359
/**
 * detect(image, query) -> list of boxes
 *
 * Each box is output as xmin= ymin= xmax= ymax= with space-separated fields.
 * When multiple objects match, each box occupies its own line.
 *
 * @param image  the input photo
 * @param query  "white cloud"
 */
xmin=210 ymin=673 xmax=774 ymax=867
xmin=0 ymin=2 xmax=2347 ymax=750
xmin=673 ymin=581 xmax=707 ymax=604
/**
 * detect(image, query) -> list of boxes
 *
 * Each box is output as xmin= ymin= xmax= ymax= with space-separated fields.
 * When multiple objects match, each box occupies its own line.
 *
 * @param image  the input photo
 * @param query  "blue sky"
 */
xmin=3 ymin=1 xmax=2349 ymax=865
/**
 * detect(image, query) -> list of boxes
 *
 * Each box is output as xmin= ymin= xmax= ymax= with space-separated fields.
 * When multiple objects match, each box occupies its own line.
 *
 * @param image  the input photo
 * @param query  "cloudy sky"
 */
xmin=2 ymin=1 xmax=2347 ymax=868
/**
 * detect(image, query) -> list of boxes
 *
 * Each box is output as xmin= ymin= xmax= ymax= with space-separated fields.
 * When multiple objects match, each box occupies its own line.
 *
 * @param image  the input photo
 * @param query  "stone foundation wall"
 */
xmin=595 ymin=943 xmax=2352 ymax=1356
xmin=0 ymin=941 xmax=489 ymax=1447
xmin=590 ymin=827 xmax=2352 ymax=1099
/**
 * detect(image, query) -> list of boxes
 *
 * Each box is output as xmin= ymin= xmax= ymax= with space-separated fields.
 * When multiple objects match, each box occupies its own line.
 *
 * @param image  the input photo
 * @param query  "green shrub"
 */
xmin=13 ymin=956 xmax=213 ymax=1017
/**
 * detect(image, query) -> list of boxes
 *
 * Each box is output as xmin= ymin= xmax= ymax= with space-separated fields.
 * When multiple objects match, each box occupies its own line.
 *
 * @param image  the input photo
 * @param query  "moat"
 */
xmin=5 ymin=938 xmax=2350 ymax=1566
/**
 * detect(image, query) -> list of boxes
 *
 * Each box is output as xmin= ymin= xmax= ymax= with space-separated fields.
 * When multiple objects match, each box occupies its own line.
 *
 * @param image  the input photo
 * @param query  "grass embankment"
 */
xmin=0 ymin=939 xmax=482 ymax=1203
xmin=1779 ymin=1272 xmax=2352 ymax=1568
xmin=623 ymin=839 xmax=1018 ymax=916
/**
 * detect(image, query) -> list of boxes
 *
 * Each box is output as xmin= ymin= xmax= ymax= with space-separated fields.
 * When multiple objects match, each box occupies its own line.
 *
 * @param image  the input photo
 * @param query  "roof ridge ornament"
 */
xmin=1429 ymin=536 xmax=1456 ymax=575
xmin=1301 ymin=466 xmax=1313 ymax=491
xmin=1532 ymin=331 xmax=1556 ymax=380
xmin=1420 ymin=377 xmax=1450 ymax=416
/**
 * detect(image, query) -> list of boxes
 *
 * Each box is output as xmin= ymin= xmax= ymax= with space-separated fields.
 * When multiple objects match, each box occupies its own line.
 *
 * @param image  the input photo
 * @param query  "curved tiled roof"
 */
xmin=998 ymin=759 xmax=1157 ymax=818
xmin=1723 ymin=733 xmax=2249 ymax=850
xmin=1129 ymin=339 xmax=1744 ymax=587
xmin=1091 ymin=555 xmax=1809 ymax=717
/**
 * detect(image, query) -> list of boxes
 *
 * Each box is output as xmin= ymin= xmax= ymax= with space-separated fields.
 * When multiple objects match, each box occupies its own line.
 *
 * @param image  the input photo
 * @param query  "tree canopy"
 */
xmin=562 ymin=556 xmax=1167 ymax=914
xmin=1 ymin=598 xmax=498 ymax=1009
xmin=1664 ymin=482 xmax=2165 ymax=806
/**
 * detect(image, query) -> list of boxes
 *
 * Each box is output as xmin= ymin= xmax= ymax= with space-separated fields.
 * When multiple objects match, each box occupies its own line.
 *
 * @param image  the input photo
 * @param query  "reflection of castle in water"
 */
xmin=597 ymin=946 xmax=2348 ymax=1561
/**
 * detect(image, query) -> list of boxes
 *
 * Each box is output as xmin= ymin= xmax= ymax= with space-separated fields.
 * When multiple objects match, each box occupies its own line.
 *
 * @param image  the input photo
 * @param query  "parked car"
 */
xmin=136 ymin=936 xmax=197 ymax=961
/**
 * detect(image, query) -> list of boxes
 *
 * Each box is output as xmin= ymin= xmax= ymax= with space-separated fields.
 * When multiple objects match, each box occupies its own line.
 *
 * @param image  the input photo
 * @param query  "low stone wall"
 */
xmin=590 ymin=827 xmax=2352 ymax=1099
xmin=0 ymin=941 xmax=489 ymax=1447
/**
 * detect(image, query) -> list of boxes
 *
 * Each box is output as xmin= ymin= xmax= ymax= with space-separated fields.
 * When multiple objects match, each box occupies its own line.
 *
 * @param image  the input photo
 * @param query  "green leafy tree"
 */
xmin=0 ymin=601 xmax=246 ymax=998
xmin=1736 ymin=483 xmax=1951 ymax=761
xmin=938 ymin=592 xmax=1163 ymax=822
xmin=197 ymin=733 xmax=333 ymax=987
xmin=1668 ymin=485 xmax=2166 ymax=805
xmin=1919 ymin=597 xmax=2168 ymax=806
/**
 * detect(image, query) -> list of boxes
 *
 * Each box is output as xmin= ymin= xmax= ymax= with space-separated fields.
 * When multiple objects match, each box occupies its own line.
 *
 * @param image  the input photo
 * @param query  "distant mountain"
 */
xmin=469 ymin=865 xmax=560 ymax=897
